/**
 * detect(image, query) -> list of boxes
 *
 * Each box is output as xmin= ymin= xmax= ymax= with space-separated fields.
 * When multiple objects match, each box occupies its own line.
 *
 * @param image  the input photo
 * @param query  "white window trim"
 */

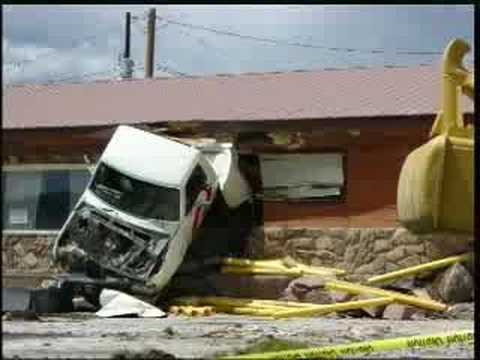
xmin=3 ymin=164 xmax=91 ymax=172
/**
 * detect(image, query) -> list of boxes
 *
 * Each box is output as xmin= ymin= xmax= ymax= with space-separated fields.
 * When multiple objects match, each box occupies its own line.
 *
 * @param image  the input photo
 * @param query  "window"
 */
xmin=2 ymin=166 xmax=91 ymax=230
xmin=258 ymin=153 xmax=345 ymax=201
xmin=91 ymin=163 xmax=180 ymax=221
xmin=185 ymin=165 xmax=207 ymax=214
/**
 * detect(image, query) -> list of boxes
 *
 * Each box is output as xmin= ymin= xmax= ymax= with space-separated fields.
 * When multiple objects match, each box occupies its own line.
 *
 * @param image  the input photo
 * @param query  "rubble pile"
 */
xmin=167 ymin=254 xmax=474 ymax=320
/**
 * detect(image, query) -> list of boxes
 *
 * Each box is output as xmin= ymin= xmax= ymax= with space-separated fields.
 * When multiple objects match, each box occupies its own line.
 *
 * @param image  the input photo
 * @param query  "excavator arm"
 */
xmin=397 ymin=39 xmax=474 ymax=234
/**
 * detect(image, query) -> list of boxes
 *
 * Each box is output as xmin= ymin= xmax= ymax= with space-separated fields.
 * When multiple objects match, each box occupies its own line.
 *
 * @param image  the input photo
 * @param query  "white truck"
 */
xmin=51 ymin=125 xmax=251 ymax=300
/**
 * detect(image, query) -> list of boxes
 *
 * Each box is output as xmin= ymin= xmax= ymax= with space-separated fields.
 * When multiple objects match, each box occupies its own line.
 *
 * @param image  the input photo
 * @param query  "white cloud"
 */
xmin=2 ymin=5 xmax=475 ymax=85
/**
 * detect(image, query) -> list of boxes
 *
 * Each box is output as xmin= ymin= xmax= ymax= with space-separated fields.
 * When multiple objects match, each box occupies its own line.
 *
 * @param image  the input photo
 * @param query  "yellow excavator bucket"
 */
xmin=397 ymin=39 xmax=474 ymax=233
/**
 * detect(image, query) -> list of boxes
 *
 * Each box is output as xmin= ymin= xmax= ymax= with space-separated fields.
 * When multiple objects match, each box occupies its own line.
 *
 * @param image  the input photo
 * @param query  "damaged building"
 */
xmin=2 ymin=64 xmax=474 ymax=286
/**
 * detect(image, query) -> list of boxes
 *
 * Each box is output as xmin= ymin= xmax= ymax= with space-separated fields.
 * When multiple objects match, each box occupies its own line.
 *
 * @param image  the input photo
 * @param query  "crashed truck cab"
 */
xmin=51 ymin=125 xmax=251 ymax=298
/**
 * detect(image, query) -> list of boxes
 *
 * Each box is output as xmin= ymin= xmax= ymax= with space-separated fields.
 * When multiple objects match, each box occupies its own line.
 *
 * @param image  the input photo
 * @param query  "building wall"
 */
xmin=240 ymin=127 xmax=431 ymax=228
xmin=3 ymin=121 xmax=473 ymax=285
xmin=2 ymin=231 xmax=57 ymax=273
xmin=3 ymin=125 xmax=432 ymax=230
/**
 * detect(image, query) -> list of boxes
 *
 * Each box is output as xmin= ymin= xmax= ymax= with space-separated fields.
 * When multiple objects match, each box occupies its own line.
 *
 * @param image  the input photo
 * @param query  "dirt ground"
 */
xmin=2 ymin=313 xmax=474 ymax=359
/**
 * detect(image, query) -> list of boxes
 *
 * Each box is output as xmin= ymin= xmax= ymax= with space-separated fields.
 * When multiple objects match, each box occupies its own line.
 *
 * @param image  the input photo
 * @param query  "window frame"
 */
xmin=257 ymin=151 xmax=348 ymax=204
xmin=2 ymin=163 xmax=92 ymax=232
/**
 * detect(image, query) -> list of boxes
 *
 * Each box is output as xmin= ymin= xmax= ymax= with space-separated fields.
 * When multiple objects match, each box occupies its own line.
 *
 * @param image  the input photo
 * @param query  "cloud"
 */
xmin=2 ymin=5 xmax=475 ymax=85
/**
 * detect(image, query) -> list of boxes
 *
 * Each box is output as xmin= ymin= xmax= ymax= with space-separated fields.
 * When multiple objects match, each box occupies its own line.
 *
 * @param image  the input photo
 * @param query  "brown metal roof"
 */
xmin=2 ymin=65 xmax=473 ymax=130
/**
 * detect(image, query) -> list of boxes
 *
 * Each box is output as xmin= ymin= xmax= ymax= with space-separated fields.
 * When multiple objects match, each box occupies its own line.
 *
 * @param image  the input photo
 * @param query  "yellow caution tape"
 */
xmin=219 ymin=330 xmax=473 ymax=359
xmin=325 ymin=280 xmax=448 ymax=312
xmin=366 ymin=253 xmax=471 ymax=285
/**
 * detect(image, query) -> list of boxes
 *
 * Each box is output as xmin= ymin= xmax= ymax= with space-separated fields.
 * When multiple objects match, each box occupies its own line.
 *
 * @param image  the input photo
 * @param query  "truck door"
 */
xmin=185 ymin=165 xmax=211 ymax=230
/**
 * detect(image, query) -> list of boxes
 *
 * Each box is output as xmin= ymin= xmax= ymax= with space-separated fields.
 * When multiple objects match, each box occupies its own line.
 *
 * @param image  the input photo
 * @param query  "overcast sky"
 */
xmin=2 ymin=5 xmax=474 ymax=85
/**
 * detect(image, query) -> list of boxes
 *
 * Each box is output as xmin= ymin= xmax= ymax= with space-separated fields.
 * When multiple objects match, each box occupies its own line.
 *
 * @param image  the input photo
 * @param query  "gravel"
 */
xmin=2 ymin=314 xmax=474 ymax=359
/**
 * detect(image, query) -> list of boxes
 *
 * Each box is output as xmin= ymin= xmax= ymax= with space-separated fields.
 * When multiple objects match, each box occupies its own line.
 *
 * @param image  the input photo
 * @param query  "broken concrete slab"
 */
xmin=388 ymin=278 xmax=416 ymax=291
xmin=382 ymin=303 xmax=419 ymax=320
xmin=433 ymin=263 xmax=473 ymax=304
xmin=282 ymin=276 xmax=331 ymax=301
xmin=350 ymin=294 xmax=387 ymax=318
xmin=96 ymin=289 xmax=166 ymax=318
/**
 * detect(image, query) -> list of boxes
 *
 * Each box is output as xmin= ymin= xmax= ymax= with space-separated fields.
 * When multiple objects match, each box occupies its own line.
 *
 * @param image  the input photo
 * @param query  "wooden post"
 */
xmin=145 ymin=8 xmax=156 ymax=78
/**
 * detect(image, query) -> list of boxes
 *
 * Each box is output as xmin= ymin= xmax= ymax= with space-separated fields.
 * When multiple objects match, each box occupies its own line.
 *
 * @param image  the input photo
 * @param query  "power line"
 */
xmin=156 ymin=62 xmax=191 ymax=77
xmin=157 ymin=16 xmax=445 ymax=56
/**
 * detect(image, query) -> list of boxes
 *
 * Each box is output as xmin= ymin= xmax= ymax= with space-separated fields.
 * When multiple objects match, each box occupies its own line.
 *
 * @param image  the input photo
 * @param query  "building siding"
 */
xmin=3 ymin=124 xmax=432 ymax=229
xmin=262 ymin=127 xmax=430 ymax=228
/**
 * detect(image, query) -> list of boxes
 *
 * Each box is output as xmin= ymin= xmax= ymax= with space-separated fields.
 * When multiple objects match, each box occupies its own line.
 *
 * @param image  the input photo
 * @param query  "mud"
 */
xmin=2 ymin=314 xmax=473 ymax=359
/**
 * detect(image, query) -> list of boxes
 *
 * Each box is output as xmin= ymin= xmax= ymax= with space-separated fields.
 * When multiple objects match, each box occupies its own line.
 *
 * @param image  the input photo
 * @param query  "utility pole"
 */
xmin=119 ymin=11 xmax=134 ymax=80
xmin=145 ymin=7 xmax=156 ymax=78
xmin=124 ymin=11 xmax=131 ymax=59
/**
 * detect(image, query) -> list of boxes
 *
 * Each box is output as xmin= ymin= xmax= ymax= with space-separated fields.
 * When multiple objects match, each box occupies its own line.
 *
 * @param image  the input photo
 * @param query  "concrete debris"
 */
xmin=282 ymin=276 xmax=333 ymax=304
xmin=302 ymin=289 xmax=334 ymax=305
xmin=433 ymin=263 xmax=473 ymax=303
xmin=287 ymin=276 xmax=328 ymax=290
xmin=351 ymin=294 xmax=387 ymax=318
xmin=382 ymin=303 xmax=419 ymax=320
xmin=446 ymin=303 xmax=474 ymax=320
xmin=96 ymin=289 xmax=166 ymax=318
xmin=326 ymin=280 xmax=447 ymax=312
xmin=411 ymin=287 xmax=433 ymax=301
xmin=385 ymin=278 xmax=416 ymax=292
xmin=330 ymin=291 xmax=354 ymax=303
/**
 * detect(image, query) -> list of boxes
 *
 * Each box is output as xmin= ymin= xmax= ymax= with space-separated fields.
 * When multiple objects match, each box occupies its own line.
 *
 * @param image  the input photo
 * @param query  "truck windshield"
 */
xmin=90 ymin=163 xmax=180 ymax=221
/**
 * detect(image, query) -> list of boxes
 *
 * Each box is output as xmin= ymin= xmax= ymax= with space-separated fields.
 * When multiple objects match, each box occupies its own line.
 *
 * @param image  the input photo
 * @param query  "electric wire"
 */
xmin=157 ymin=16 xmax=445 ymax=56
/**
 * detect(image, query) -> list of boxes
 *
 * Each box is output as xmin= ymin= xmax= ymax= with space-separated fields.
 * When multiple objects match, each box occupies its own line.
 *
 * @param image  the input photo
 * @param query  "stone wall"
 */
xmin=3 ymin=227 xmax=474 ymax=281
xmin=246 ymin=227 xmax=473 ymax=281
xmin=2 ymin=232 xmax=58 ymax=273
